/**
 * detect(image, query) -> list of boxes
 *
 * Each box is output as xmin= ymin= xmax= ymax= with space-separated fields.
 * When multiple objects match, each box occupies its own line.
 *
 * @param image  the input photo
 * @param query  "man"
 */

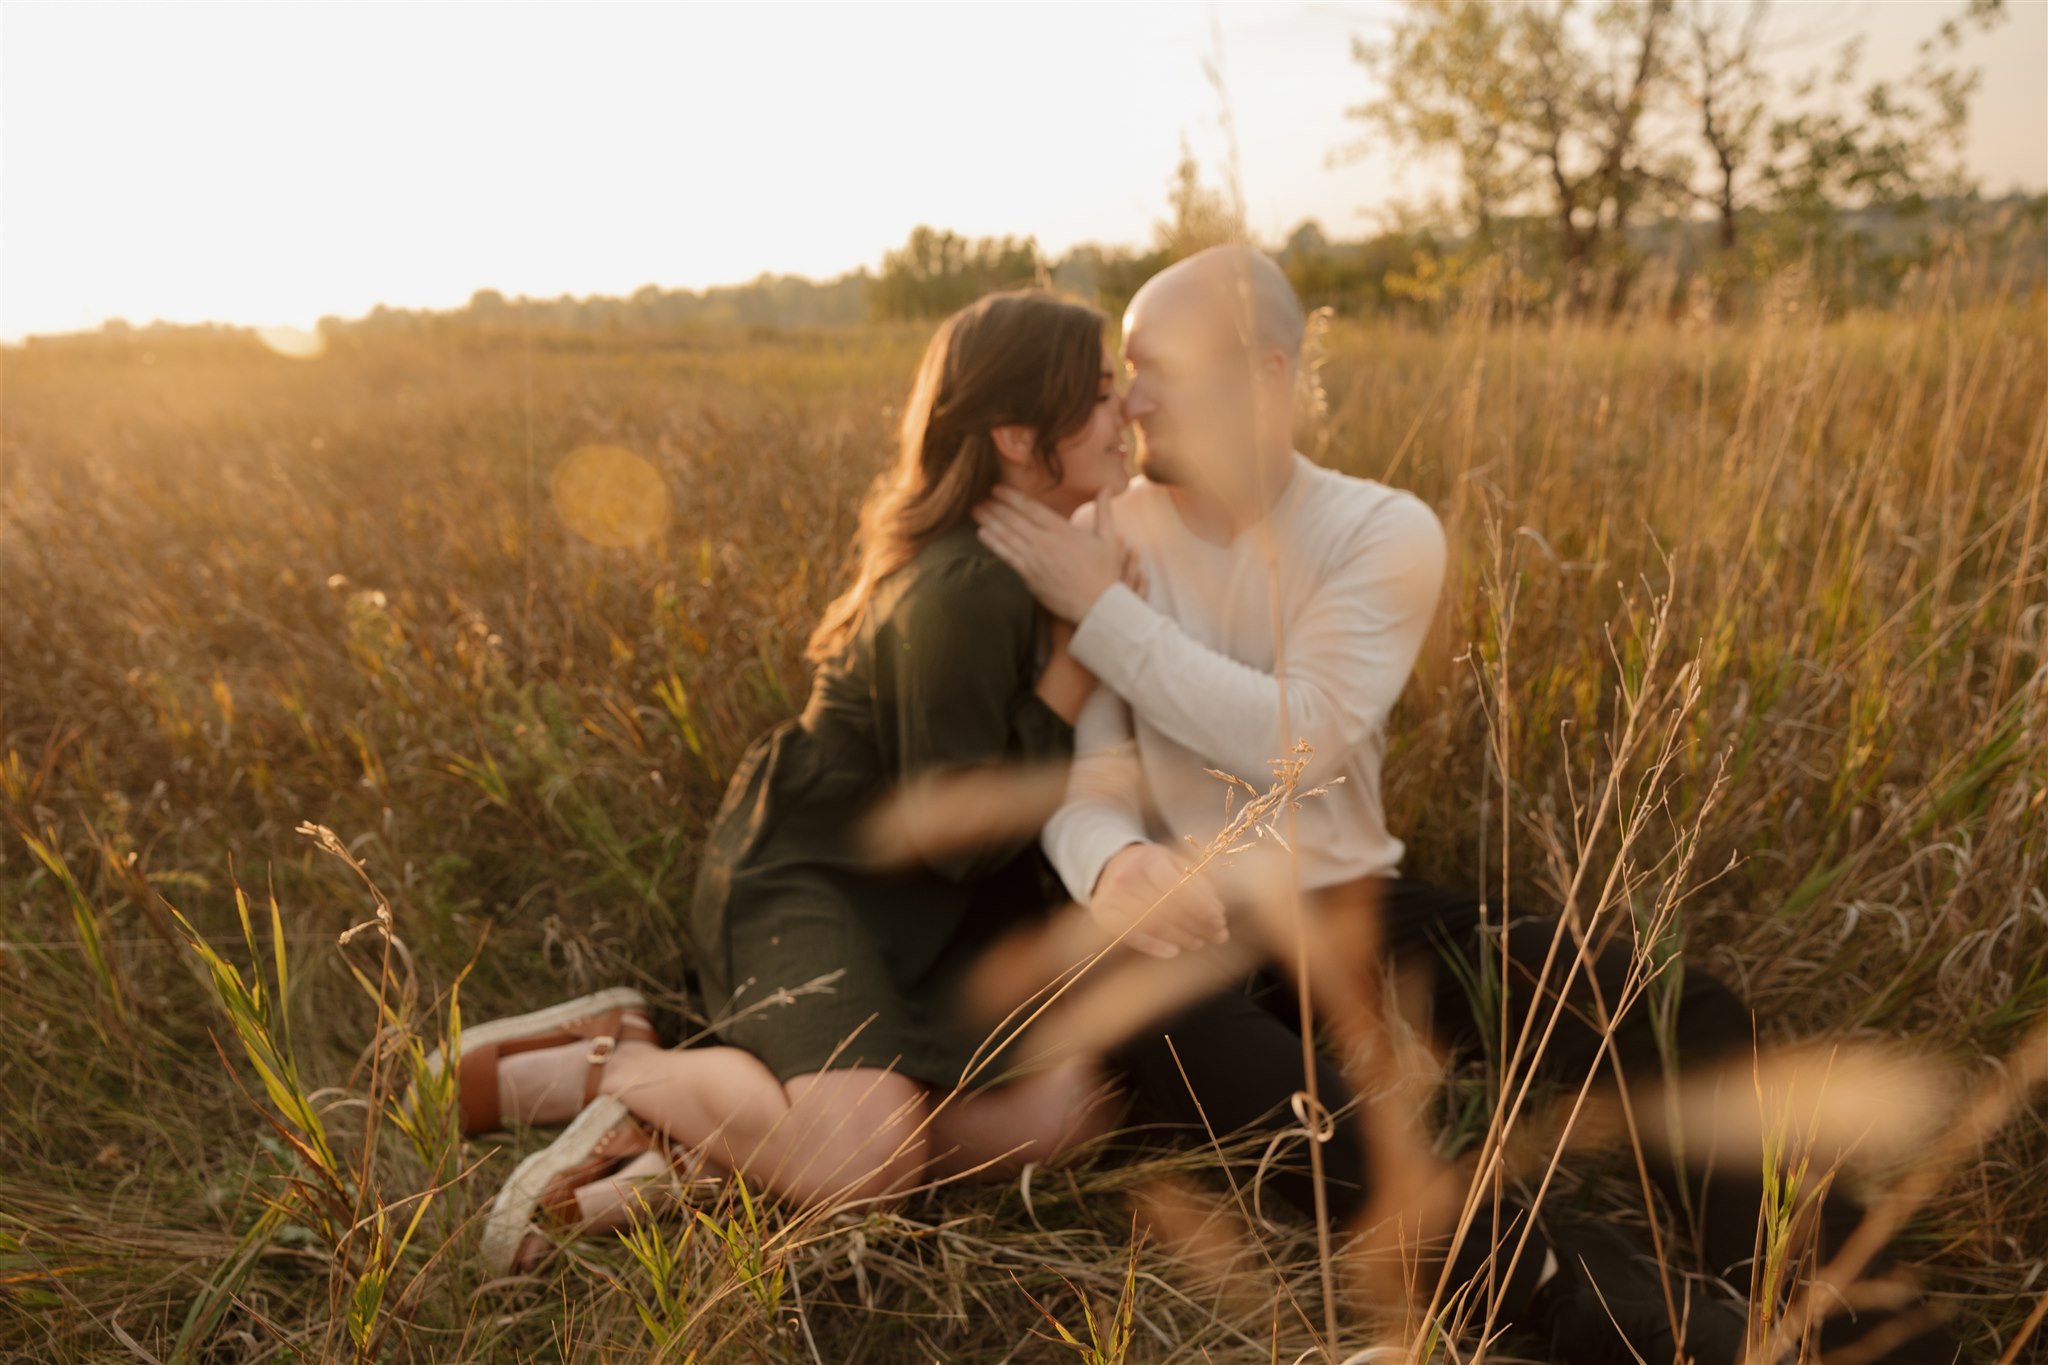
xmin=972 ymin=245 xmax=1957 ymax=1365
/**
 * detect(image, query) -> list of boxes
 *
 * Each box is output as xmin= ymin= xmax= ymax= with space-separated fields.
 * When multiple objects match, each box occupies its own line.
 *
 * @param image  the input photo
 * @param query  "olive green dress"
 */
xmin=686 ymin=520 xmax=1074 ymax=1094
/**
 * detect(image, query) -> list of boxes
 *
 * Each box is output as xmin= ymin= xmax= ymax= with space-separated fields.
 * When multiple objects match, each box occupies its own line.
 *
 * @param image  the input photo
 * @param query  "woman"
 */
xmin=435 ymin=289 xmax=1144 ymax=1275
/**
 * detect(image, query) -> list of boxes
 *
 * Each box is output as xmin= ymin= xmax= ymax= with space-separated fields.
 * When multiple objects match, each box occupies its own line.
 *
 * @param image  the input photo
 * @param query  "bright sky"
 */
xmin=3 ymin=1 xmax=2043 ymax=341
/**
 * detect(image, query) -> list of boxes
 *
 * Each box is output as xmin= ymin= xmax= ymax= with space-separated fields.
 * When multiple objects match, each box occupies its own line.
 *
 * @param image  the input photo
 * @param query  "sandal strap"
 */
xmin=581 ymin=1035 xmax=611 ymax=1110
xmin=457 ymin=1045 xmax=502 ymax=1137
xmin=534 ymin=1119 xmax=662 ymax=1227
xmin=494 ymin=1006 xmax=657 ymax=1062
xmin=455 ymin=1006 xmax=656 ymax=1136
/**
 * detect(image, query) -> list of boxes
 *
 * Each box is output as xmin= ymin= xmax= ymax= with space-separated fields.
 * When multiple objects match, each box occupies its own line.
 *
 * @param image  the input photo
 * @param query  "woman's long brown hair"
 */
xmin=805 ymin=288 xmax=1109 ymax=663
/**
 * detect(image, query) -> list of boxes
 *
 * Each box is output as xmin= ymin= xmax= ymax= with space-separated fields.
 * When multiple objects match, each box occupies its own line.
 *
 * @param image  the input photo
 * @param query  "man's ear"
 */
xmin=990 ymin=424 xmax=1038 ymax=467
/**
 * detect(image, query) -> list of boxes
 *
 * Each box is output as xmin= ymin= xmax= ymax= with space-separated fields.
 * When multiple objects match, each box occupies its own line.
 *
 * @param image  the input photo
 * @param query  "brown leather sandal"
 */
xmin=481 ymin=1096 xmax=723 ymax=1277
xmin=481 ymin=1094 xmax=653 ymax=1276
xmin=413 ymin=987 xmax=659 ymax=1137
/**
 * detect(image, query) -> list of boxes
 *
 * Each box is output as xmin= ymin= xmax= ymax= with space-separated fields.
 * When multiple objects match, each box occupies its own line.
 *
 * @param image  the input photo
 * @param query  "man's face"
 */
xmin=1120 ymin=287 xmax=1261 ymax=494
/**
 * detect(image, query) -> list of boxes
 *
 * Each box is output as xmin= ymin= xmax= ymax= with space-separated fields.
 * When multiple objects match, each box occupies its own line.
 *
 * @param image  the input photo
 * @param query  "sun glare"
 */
xmin=255 ymin=325 xmax=326 ymax=360
xmin=550 ymin=445 xmax=672 ymax=550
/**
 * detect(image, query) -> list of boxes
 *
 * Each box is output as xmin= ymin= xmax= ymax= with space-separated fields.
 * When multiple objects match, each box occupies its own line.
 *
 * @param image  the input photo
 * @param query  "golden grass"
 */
xmin=1 ymin=243 xmax=2043 ymax=1361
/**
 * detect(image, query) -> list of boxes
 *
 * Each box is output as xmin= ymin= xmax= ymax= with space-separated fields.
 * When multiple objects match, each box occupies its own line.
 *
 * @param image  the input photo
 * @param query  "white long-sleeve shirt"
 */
xmin=1040 ymin=451 xmax=1447 ymax=903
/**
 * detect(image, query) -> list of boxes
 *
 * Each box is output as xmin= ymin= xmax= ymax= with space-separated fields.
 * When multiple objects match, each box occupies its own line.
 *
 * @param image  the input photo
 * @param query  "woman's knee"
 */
xmin=780 ymin=1068 xmax=934 ymax=1207
xmin=1009 ymin=1054 xmax=1129 ymax=1153
xmin=926 ymin=1056 xmax=1126 ymax=1175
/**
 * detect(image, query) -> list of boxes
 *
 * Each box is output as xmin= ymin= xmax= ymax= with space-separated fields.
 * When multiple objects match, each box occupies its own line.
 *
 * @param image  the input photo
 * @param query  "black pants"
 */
xmin=1099 ymin=873 xmax=1868 ymax=1295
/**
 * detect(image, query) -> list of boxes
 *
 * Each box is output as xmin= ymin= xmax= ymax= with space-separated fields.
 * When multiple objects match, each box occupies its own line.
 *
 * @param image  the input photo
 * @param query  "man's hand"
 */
xmin=1089 ymin=842 xmax=1231 ymax=959
xmin=974 ymin=486 xmax=1136 ymax=622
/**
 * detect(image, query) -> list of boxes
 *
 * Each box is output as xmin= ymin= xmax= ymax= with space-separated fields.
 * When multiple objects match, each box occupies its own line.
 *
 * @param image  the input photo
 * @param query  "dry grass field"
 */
xmin=3 ymin=245 xmax=2043 ymax=1362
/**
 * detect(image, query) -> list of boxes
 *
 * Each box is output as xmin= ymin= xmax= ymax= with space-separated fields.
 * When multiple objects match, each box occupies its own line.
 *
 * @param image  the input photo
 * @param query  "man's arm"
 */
xmin=1040 ymin=681 xmax=1149 ymax=905
xmin=1065 ymin=491 xmax=1447 ymax=787
xmin=1041 ymin=683 xmax=1231 ymax=957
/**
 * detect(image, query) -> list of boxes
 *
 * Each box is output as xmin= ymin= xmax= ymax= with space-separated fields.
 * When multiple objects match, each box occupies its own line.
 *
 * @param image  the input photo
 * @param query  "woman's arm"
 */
xmin=1033 ymin=615 xmax=1096 ymax=725
xmin=870 ymin=552 xmax=1075 ymax=884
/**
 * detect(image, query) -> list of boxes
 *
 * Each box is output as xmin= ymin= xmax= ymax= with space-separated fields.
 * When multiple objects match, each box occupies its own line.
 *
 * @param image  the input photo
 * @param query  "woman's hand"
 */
xmin=974 ymin=486 xmax=1137 ymax=623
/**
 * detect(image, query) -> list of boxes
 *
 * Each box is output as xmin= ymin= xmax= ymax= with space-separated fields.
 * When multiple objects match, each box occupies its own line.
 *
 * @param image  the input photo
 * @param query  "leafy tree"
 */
xmin=1347 ymin=0 xmax=2009 ymax=287
xmin=1154 ymin=134 xmax=1248 ymax=260
xmin=1665 ymin=0 xmax=2009 ymax=250
xmin=868 ymin=226 xmax=1042 ymax=320
xmin=1348 ymin=0 xmax=1676 ymax=276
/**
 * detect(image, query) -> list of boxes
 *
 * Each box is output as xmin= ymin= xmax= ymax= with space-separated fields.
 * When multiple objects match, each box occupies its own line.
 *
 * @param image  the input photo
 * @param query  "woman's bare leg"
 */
xmin=499 ymin=1033 xmax=1128 ymax=1204
xmin=503 ymin=1047 xmax=1123 ymax=1271
xmin=923 ymin=1054 xmax=1128 ymax=1182
xmin=501 ymin=1038 xmax=933 ymax=1210
xmin=767 ymin=1067 xmax=934 ymax=1206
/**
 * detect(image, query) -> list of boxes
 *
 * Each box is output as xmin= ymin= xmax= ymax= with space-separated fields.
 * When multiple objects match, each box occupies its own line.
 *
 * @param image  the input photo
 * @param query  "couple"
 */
xmin=435 ymin=248 xmax=1955 ymax=1365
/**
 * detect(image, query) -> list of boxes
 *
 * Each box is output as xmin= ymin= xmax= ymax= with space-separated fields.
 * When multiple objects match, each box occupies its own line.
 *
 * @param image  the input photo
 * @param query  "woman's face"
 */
xmin=1033 ymin=340 xmax=1130 ymax=516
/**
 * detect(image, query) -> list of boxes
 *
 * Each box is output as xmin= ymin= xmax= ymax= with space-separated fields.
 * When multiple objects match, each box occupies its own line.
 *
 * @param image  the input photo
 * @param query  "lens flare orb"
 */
xmin=550 ymin=445 xmax=671 ymax=549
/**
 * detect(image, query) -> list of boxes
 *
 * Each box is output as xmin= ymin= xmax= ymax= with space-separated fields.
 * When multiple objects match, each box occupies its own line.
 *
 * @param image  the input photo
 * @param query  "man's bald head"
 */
xmin=1119 ymin=245 xmax=1306 ymax=496
xmin=1127 ymin=243 xmax=1305 ymax=370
